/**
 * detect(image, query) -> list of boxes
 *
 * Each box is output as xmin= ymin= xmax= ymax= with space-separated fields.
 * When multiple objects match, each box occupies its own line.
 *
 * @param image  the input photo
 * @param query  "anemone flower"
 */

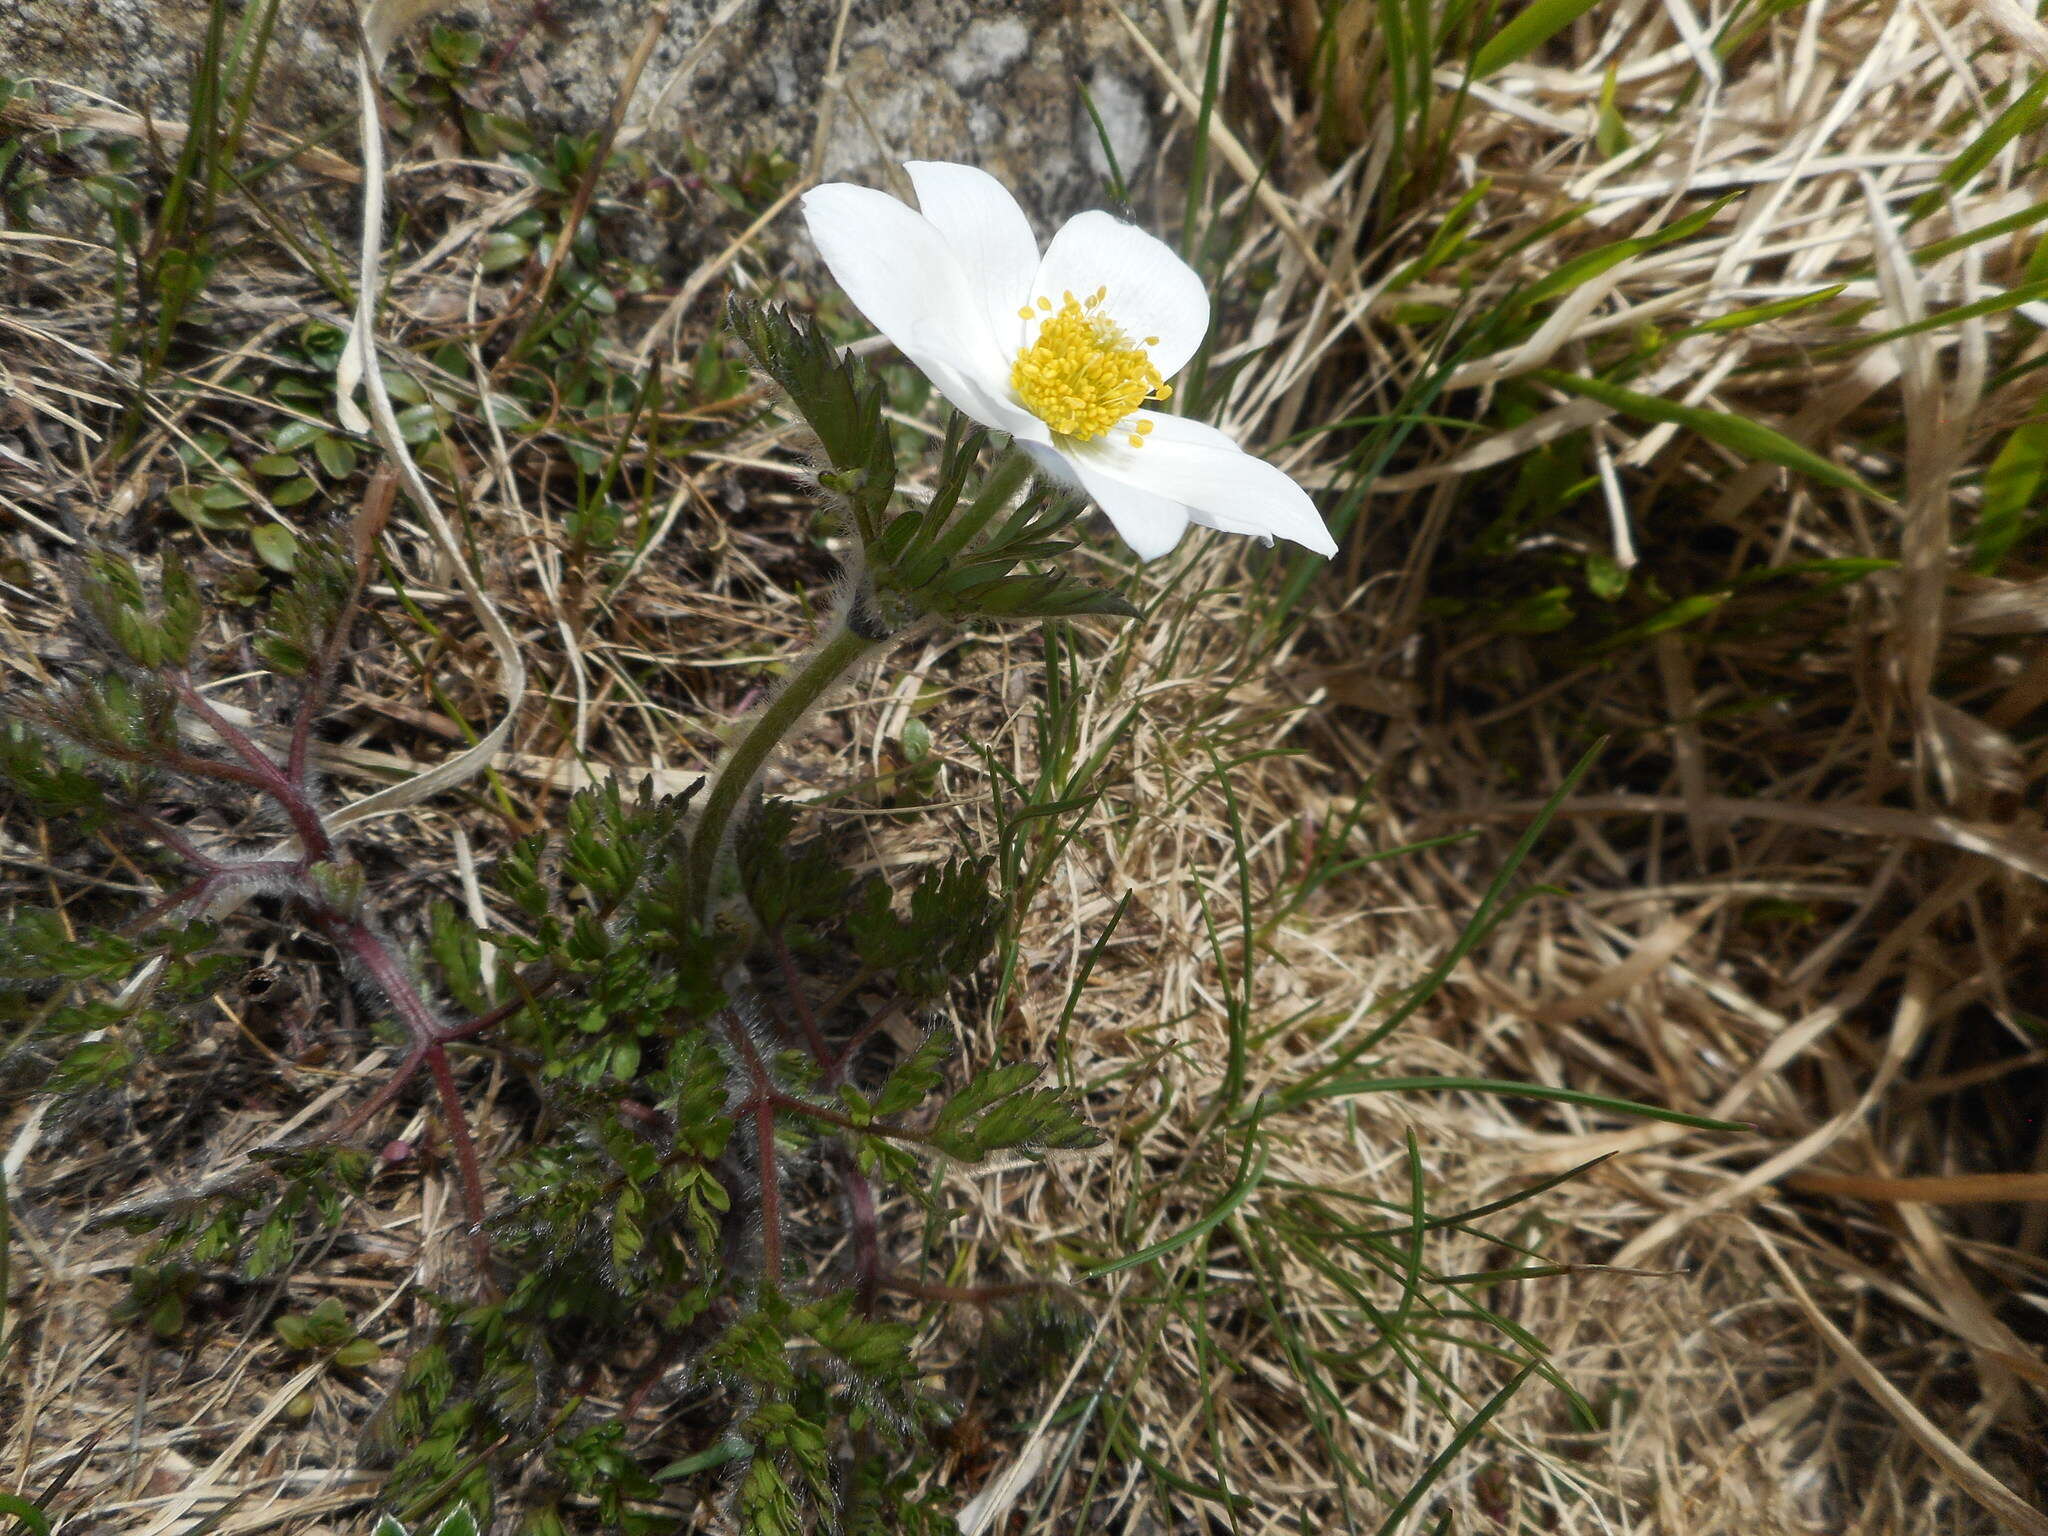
xmin=799 ymin=161 xmax=1338 ymax=562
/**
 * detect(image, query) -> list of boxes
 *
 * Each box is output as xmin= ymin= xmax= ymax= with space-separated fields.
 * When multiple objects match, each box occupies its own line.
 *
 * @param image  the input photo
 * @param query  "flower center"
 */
xmin=1010 ymin=288 xmax=1171 ymax=446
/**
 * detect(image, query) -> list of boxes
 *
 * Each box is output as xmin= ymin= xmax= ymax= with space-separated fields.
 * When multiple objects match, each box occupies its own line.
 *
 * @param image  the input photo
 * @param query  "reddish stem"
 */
xmin=309 ymin=908 xmax=494 ymax=1267
xmin=327 ymin=1042 xmax=433 ymax=1143
xmin=121 ymin=858 xmax=302 ymax=934
xmin=435 ymin=971 xmax=547 ymax=1043
xmin=125 ymin=810 xmax=225 ymax=873
xmin=164 ymin=671 xmax=333 ymax=860
xmin=834 ymin=1151 xmax=880 ymax=1315
xmin=427 ymin=1042 xmax=493 ymax=1270
xmin=330 ymin=916 xmax=442 ymax=1046
xmin=719 ymin=1011 xmax=784 ymax=1291
xmin=754 ymin=1100 xmax=781 ymax=1288
xmin=772 ymin=927 xmax=831 ymax=1063
xmin=824 ymin=998 xmax=908 ymax=1088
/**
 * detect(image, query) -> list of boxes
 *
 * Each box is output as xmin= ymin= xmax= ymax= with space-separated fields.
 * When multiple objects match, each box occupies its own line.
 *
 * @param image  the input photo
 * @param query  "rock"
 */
xmin=2 ymin=0 xmax=1174 ymax=229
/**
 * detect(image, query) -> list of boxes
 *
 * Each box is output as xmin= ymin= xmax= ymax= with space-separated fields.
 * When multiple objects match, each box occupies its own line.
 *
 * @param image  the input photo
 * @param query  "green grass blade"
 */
xmin=1370 ymin=1362 xmax=1540 ymax=1536
xmin=1288 ymin=1075 xmax=1747 ymax=1132
xmin=1265 ymin=736 xmax=1608 ymax=1112
xmin=1472 ymin=0 xmax=1606 ymax=77
xmin=1536 ymin=368 xmax=1888 ymax=502
xmin=1083 ymin=1134 xmax=1269 ymax=1279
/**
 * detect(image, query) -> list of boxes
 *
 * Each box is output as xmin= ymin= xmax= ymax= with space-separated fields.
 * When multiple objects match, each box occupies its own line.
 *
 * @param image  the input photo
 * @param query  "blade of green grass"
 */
xmin=1472 ymin=0 xmax=1605 ymax=76
xmin=1370 ymin=1363 xmax=1540 ymax=1536
xmin=1262 ymin=736 xmax=1609 ymax=1114
xmin=1284 ymin=1075 xmax=1746 ymax=1131
xmin=1535 ymin=368 xmax=1888 ymax=502
xmin=1082 ymin=1132 xmax=1268 ymax=1280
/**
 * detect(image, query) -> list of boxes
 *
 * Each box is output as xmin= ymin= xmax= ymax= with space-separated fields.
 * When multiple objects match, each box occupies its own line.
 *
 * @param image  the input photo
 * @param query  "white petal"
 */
xmin=1068 ymin=450 xmax=1191 ymax=560
xmin=800 ymin=182 xmax=1048 ymax=444
xmin=905 ymin=161 xmax=1041 ymax=358
xmin=1075 ymin=413 xmax=1337 ymax=557
xmin=1032 ymin=211 xmax=1210 ymax=379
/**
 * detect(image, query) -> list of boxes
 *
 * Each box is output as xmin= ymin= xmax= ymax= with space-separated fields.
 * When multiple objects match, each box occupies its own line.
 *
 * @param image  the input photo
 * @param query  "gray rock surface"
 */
xmin=3 ymin=0 xmax=1173 ymax=228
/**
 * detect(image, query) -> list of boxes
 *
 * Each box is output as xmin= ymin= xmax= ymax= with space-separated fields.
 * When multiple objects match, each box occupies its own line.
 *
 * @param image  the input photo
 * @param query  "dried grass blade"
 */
xmin=1757 ymin=1237 xmax=2048 ymax=1536
xmin=329 ymin=0 xmax=527 ymax=830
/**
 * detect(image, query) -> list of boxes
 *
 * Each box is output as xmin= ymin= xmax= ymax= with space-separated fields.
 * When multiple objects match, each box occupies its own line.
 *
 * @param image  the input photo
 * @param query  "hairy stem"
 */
xmin=719 ymin=1010 xmax=785 ymax=1291
xmin=427 ymin=1042 xmax=492 ymax=1268
xmin=824 ymin=997 xmax=907 ymax=1088
xmin=753 ymin=1099 xmax=781 ymax=1289
xmin=772 ymin=926 xmax=831 ymax=1063
xmin=316 ymin=906 xmax=493 ymax=1260
xmin=685 ymin=620 xmax=877 ymax=919
xmin=330 ymin=914 xmax=442 ymax=1046
xmin=834 ymin=1150 xmax=880 ymax=1314
xmin=163 ymin=671 xmax=333 ymax=860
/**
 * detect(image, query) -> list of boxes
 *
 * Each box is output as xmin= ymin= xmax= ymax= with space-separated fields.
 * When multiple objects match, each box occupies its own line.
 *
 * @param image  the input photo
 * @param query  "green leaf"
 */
xmin=148 ymin=1291 xmax=186 ymax=1339
xmin=1473 ymin=0 xmax=1608 ymax=77
xmin=313 ymin=434 xmax=358 ymax=479
xmin=1514 ymin=195 xmax=1736 ymax=316
xmin=1534 ymin=369 xmax=1889 ymax=502
xmin=1906 ymin=72 xmax=2048 ymax=226
xmin=1691 ymin=284 xmax=1846 ymax=334
xmin=272 ymin=419 xmax=324 ymax=451
xmin=1974 ymin=418 xmax=2048 ymax=571
xmin=0 ymin=1494 xmax=53 ymax=1536
xmin=1084 ymin=1138 xmax=1268 ymax=1278
xmin=1493 ymin=586 xmax=1574 ymax=635
xmin=727 ymin=298 xmax=896 ymax=544
xmin=251 ymin=524 xmax=300 ymax=572
xmin=479 ymin=230 xmax=530 ymax=273
xmin=1594 ymin=591 xmax=1727 ymax=651
xmin=1584 ymin=550 xmax=1629 ymax=600
xmin=1285 ymin=1074 xmax=1746 ymax=1132
xmin=1594 ymin=64 xmax=1630 ymax=157
xmin=873 ymin=1029 xmax=953 ymax=1117
xmin=167 ymin=486 xmax=239 ymax=529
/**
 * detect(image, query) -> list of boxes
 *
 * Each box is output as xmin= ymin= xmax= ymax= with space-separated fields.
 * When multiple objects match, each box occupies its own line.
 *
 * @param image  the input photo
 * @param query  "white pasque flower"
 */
xmin=799 ymin=161 xmax=1337 ymax=562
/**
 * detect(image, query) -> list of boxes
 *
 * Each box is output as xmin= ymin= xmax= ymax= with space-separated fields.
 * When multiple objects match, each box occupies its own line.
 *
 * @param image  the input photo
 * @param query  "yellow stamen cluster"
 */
xmin=1010 ymin=287 xmax=1171 ymax=445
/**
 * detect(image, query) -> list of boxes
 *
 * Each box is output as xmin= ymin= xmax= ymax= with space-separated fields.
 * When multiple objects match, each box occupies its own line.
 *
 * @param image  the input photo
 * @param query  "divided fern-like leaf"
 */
xmin=728 ymin=297 xmax=896 ymax=544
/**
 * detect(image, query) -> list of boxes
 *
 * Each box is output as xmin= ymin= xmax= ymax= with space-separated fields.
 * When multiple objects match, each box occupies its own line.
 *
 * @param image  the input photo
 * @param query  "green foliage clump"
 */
xmin=0 ymin=288 xmax=1123 ymax=1534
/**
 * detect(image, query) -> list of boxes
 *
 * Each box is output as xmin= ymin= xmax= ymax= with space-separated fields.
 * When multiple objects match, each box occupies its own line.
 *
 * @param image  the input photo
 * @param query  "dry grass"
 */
xmin=6 ymin=0 xmax=2048 ymax=1532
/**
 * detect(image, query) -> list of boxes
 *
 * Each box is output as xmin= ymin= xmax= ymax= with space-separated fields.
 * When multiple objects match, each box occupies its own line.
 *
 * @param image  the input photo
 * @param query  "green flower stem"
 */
xmin=916 ymin=446 xmax=1036 ymax=569
xmin=687 ymin=620 xmax=879 ymax=918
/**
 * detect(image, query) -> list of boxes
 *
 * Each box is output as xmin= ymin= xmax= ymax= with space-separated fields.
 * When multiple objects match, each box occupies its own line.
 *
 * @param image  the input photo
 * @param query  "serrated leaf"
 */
xmin=728 ymin=298 xmax=896 ymax=543
xmin=874 ymin=1029 xmax=953 ymax=1117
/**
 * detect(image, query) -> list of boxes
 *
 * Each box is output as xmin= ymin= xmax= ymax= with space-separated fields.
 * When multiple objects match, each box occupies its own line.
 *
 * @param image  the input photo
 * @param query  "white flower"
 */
xmin=799 ymin=161 xmax=1338 ymax=562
